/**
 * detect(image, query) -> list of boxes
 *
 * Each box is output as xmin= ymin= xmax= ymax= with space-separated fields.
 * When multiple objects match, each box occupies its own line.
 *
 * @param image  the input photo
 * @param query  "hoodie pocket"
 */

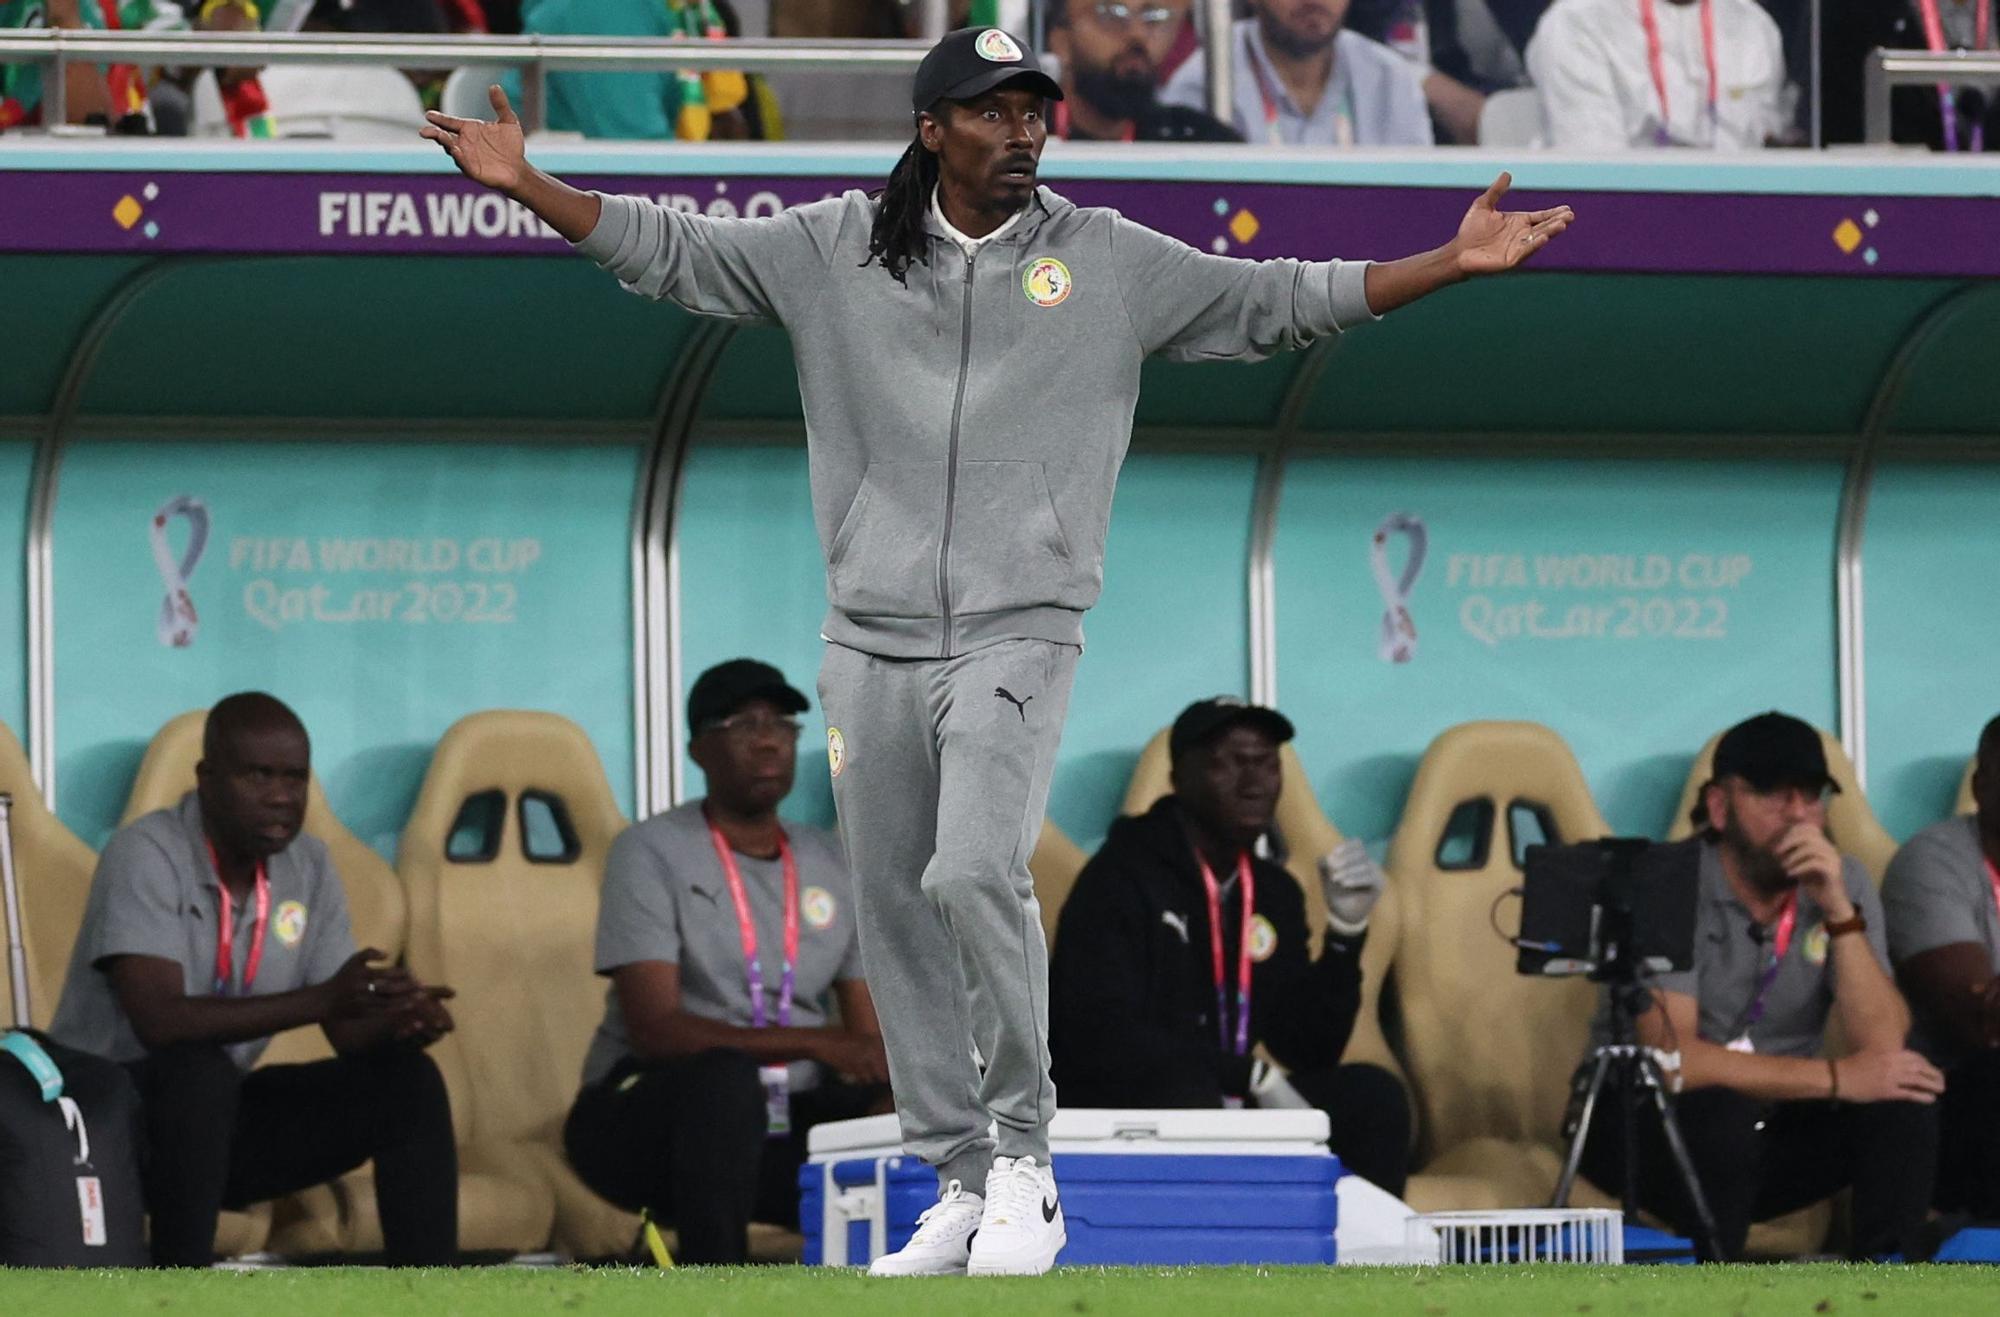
xmin=826 ymin=461 xmax=945 ymax=618
xmin=948 ymin=460 xmax=1076 ymax=616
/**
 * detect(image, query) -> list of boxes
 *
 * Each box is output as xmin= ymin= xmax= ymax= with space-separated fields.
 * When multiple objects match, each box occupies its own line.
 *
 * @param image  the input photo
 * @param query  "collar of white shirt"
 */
xmin=930 ymin=187 xmax=1025 ymax=256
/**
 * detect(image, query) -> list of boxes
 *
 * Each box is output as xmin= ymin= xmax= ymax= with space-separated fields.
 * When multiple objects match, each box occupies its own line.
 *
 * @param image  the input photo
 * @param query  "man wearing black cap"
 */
xmin=1048 ymin=698 xmax=1410 ymax=1194
xmin=563 ymin=659 xmax=889 ymax=1265
xmin=1579 ymin=711 xmax=1940 ymax=1261
xmin=423 ymin=23 xmax=1568 ymax=1278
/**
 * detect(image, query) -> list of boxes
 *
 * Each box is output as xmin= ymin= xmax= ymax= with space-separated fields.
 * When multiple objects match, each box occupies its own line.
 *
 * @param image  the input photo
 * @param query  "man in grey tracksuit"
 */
xmin=424 ymin=23 xmax=1570 ymax=1275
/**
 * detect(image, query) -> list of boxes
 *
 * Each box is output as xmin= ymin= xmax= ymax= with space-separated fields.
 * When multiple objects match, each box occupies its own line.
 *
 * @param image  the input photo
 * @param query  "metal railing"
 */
xmin=1864 ymin=47 xmax=2000 ymax=145
xmin=0 ymin=30 xmax=932 ymax=134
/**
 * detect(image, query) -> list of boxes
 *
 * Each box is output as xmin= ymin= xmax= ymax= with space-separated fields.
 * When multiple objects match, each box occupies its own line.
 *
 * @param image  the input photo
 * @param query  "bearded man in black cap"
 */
xmin=1579 ymin=711 xmax=1940 ymax=1261
xmin=1049 ymin=697 xmax=1410 ymax=1195
xmin=422 ymin=25 xmax=1568 ymax=1276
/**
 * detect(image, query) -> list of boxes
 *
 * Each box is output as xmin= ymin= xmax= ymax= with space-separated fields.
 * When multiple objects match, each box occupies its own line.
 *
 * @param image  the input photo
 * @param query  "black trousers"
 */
xmin=1938 ymin=1048 xmax=2000 ymax=1219
xmin=1061 ymin=1060 xmax=1412 ymax=1199
xmin=125 ymin=1043 xmax=458 ymax=1267
xmin=1580 ymin=1083 xmax=1938 ymax=1261
xmin=563 ymin=1049 xmax=888 ymax=1265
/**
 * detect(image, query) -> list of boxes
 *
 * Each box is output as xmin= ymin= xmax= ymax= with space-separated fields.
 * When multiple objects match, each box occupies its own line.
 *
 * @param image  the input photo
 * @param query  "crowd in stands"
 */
xmin=1 ymin=0 xmax=1993 ymax=149
xmin=11 ymin=664 xmax=1998 ymax=1265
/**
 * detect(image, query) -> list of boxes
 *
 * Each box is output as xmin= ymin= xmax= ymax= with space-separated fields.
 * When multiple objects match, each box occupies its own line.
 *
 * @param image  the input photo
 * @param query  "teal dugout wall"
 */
xmin=5 ymin=148 xmax=1998 ymax=858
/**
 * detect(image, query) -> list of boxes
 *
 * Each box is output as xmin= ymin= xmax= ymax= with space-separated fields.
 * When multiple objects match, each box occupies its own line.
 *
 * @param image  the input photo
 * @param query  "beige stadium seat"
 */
xmin=121 ymin=709 xmax=549 ymax=1258
xmin=1378 ymin=721 xmax=1607 ymax=1213
xmin=399 ymin=710 xmax=636 ymax=1260
xmin=1958 ymin=759 xmax=1977 ymax=816
xmin=0 ymin=722 xmax=97 ymax=1032
xmin=1666 ymin=724 xmax=1896 ymax=882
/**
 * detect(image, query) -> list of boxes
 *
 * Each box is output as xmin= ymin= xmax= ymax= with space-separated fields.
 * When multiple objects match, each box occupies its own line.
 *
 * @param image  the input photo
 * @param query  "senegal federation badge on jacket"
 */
xmin=1023 ymin=257 xmax=1072 ymax=308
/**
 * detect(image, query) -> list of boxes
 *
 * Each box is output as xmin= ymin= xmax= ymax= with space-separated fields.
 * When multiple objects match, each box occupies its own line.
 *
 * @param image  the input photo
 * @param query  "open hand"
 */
xmin=421 ymin=85 xmax=528 ymax=194
xmin=1453 ymin=172 xmax=1573 ymax=276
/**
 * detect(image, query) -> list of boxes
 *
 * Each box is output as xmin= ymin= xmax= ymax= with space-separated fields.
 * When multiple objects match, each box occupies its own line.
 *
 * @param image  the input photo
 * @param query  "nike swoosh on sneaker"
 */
xmin=1041 ymin=1197 xmax=1058 ymax=1223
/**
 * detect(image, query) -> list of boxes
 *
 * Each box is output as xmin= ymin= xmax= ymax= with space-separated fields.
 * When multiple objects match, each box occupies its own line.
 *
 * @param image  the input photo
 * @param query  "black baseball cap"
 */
xmin=1711 ymin=711 xmax=1842 ymax=795
xmin=911 ymin=26 xmax=1063 ymax=114
xmin=1169 ymin=697 xmax=1296 ymax=761
xmin=686 ymin=659 xmax=808 ymax=736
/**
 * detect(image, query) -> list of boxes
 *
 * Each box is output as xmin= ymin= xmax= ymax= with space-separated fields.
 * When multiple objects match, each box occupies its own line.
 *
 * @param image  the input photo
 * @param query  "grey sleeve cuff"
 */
xmin=1328 ymin=259 xmax=1378 ymax=332
xmin=571 ymin=191 xmax=637 ymax=266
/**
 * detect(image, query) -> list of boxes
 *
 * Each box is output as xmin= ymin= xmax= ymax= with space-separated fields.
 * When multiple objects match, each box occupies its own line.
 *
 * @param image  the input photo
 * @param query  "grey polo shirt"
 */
xmin=580 ymin=801 xmax=864 ymax=1090
xmin=48 ymin=792 xmax=355 ymax=1071
xmin=1591 ymin=840 xmax=1887 ymax=1058
xmin=1161 ymin=22 xmax=1435 ymax=147
xmin=1883 ymin=815 xmax=1997 ymax=1068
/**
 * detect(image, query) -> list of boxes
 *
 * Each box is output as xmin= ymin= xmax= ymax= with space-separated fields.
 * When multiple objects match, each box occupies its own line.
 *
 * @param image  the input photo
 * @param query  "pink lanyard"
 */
xmin=1738 ymin=893 xmax=1797 ymax=1033
xmin=206 ymin=842 xmax=270 ymax=997
xmin=1195 ymin=848 xmax=1256 ymax=1056
xmin=704 ymin=810 xmax=798 ymax=1030
xmin=1639 ymin=0 xmax=1718 ymax=146
xmin=1917 ymin=0 xmax=1992 ymax=152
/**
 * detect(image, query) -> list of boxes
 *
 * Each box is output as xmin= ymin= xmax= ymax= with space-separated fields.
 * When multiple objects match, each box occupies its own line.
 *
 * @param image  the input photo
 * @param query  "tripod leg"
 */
xmin=1637 ymin=1058 xmax=1721 ymax=1260
xmin=1552 ymin=1050 xmax=1615 ymax=1208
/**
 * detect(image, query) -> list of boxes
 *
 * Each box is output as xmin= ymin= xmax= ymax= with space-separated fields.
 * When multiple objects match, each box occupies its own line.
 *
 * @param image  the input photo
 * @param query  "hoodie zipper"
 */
xmin=936 ymin=249 xmax=976 ymax=657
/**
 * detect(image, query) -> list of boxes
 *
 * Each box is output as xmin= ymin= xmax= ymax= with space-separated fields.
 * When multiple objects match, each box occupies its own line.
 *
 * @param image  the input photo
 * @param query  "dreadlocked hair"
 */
xmin=864 ymin=131 xmax=939 ymax=286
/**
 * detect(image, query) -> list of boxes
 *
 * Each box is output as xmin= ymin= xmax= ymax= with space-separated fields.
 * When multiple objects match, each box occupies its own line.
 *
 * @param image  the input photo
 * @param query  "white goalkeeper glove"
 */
xmin=1318 ymin=837 xmax=1385 ymax=937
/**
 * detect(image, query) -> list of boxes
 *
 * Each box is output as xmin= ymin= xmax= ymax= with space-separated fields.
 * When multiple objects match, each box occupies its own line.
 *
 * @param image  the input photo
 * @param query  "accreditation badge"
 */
xmin=760 ymin=1064 xmax=792 ymax=1137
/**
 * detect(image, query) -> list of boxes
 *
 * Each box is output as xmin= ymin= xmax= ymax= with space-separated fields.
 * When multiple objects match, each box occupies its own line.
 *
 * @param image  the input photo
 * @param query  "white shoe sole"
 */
xmin=872 ymin=1248 xmax=972 ymax=1272
xmin=965 ymin=1227 xmax=1066 ymax=1277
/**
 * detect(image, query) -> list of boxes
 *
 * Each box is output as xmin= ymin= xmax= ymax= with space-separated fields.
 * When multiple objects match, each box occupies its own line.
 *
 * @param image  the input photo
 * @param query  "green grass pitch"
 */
xmin=0 ymin=1264 xmax=1986 ymax=1316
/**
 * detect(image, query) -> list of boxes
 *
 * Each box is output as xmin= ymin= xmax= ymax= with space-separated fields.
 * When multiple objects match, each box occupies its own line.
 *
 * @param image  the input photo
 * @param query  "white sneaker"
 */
xmin=867 ymin=1179 xmax=984 ymax=1276
xmin=966 ymin=1156 xmax=1065 ymax=1276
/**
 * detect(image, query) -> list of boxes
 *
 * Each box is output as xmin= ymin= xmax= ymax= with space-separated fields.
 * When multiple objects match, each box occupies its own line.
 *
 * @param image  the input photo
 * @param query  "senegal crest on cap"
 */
xmin=1023 ymin=256 xmax=1072 ymax=307
xmin=976 ymin=28 xmax=1024 ymax=62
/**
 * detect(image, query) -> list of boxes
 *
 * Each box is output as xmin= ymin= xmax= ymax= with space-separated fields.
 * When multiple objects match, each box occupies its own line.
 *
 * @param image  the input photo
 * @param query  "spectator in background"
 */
xmin=1348 ymin=0 xmax=1502 ymax=142
xmin=566 ymin=660 xmax=890 ymax=1265
xmin=0 ymin=0 xmax=114 ymax=131
xmin=1578 ymin=712 xmax=1938 ymax=1261
xmin=1161 ymin=0 xmax=1433 ymax=145
xmin=47 ymin=693 xmax=460 ymax=1267
xmin=1047 ymin=0 xmax=1239 ymax=141
xmin=1884 ymin=715 xmax=2000 ymax=1219
xmin=1049 ymin=698 xmax=1410 ymax=1195
xmin=1525 ymin=0 xmax=1790 ymax=148
xmin=517 ymin=0 xmax=767 ymax=140
xmin=1821 ymin=0 xmax=1997 ymax=149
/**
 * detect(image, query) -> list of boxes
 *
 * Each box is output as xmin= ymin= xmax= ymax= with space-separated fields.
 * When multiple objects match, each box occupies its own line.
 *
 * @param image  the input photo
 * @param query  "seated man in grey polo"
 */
xmin=1578 ymin=711 xmax=1941 ymax=1262
xmin=564 ymin=658 xmax=890 ymax=1265
xmin=1885 ymin=713 xmax=2000 ymax=1220
xmin=1159 ymin=0 xmax=1433 ymax=145
xmin=49 ymin=692 xmax=459 ymax=1267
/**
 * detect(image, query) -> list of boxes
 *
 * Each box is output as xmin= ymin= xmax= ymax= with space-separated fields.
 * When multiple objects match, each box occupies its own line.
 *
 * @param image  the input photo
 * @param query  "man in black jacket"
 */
xmin=1049 ymin=697 xmax=1410 ymax=1194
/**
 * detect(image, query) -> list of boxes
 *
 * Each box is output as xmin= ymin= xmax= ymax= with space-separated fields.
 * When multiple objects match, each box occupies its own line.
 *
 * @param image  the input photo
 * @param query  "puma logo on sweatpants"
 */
xmin=994 ymin=688 xmax=1033 ymax=721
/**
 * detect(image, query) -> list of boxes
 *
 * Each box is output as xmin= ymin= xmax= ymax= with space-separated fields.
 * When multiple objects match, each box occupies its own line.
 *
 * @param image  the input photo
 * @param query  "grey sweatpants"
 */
xmin=818 ymin=637 xmax=1079 ymax=1191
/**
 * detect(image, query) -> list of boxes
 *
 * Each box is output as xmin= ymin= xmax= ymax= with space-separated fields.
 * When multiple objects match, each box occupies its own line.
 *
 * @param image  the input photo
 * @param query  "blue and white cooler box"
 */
xmin=801 ymin=1109 xmax=1361 ymax=1267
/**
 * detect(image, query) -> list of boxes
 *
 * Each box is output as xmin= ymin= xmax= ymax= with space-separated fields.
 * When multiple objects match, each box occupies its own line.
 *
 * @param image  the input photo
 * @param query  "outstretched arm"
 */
xmin=1362 ymin=172 xmax=1574 ymax=316
xmin=421 ymin=85 xmax=601 ymax=241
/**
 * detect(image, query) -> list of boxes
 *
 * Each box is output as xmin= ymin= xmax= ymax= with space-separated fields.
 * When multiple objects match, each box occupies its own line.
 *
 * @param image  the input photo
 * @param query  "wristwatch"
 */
xmin=1822 ymin=910 xmax=1867 ymax=938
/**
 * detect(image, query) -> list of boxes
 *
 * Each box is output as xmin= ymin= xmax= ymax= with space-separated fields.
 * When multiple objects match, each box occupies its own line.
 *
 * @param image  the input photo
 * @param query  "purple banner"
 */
xmin=5 ymin=167 xmax=1996 ymax=277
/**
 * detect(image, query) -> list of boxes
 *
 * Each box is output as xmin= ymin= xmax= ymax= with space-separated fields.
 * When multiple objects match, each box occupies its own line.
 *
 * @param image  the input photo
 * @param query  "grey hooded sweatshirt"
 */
xmin=576 ymin=185 xmax=1375 ymax=659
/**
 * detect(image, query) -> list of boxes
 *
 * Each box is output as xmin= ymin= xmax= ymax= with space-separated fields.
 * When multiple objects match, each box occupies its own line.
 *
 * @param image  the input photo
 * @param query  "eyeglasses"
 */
xmin=705 ymin=713 xmax=804 ymax=743
xmin=1087 ymin=2 xmax=1177 ymax=29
